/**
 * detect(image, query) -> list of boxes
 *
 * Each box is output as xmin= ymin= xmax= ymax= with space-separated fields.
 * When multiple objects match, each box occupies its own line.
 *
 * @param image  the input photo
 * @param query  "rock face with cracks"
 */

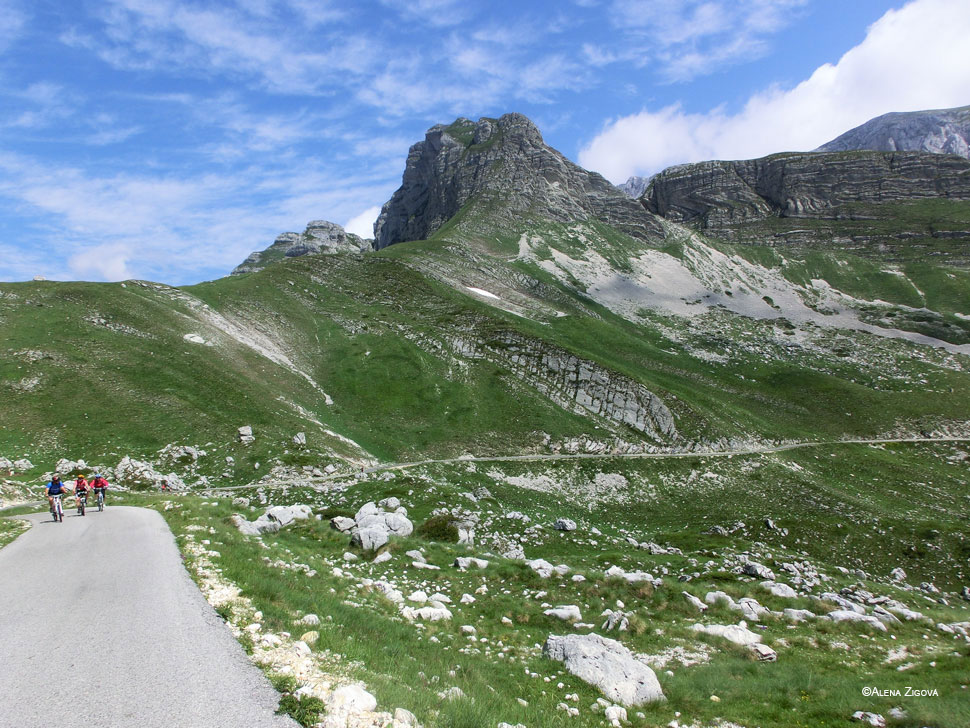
xmin=543 ymin=633 xmax=665 ymax=706
xmin=374 ymin=113 xmax=665 ymax=249
xmin=641 ymin=150 xmax=970 ymax=265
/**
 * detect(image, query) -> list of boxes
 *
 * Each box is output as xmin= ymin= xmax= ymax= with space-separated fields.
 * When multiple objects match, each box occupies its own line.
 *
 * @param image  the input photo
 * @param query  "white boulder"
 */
xmin=543 ymin=633 xmax=665 ymax=706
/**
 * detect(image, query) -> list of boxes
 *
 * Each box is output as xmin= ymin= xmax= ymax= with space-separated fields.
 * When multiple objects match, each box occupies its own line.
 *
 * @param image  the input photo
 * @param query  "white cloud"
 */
xmin=0 ymin=0 xmax=26 ymax=52
xmin=590 ymin=0 xmax=807 ymax=81
xmin=378 ymin=0 xmax=470 ymax=28
xmin=0 ymin=150 xmax=396 ymax=283
xmin=68 ymin=243 xmax=134 ymax=281
xmin=64 ymin=0 xmax=375 ymax=95
xmin=580 ymin=0 xmax=970 ymax=182
xmin=343 ymin=206 xmax=381 ymax=239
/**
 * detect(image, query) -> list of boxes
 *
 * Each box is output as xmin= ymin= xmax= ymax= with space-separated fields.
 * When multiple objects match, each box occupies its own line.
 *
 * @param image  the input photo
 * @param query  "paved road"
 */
xmin=0 ymin=506 xmax=296 ymax=728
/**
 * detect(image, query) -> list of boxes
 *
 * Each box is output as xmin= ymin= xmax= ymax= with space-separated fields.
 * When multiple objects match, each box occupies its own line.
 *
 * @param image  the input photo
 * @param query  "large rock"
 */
xmin=374 ymin=113 xmax=665 ymax=250
xmin=691 ymin=621 xmax=762 ymax=646
xmin=347 ymin=501 xmax=414 ymax=550
xmin=231 ymin=514 xmax=280 ymax=536
xmin=233 ymin=504 xmax=311 ymax=535
xmin=543 ymin=633 xmax=665 ymax=706
xmin=266 ymin=504 xmax=312 ymax=526
xmin=742 ymin=561 xmax=776 ymax=581
xmin=351 ymin=527 xmax=389 ymax=551
xmin=824 ymin=610 xmax=888 ymax=632
xmin=114 ymin=456 xmax=185 ymax=490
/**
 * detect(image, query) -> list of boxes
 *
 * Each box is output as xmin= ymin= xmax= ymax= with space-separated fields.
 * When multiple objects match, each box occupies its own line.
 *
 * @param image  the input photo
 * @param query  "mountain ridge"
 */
xmin=640 ymin=149 xmax=970 ymax=265
xmin=817 ymin=104 xmax=970 ymax=158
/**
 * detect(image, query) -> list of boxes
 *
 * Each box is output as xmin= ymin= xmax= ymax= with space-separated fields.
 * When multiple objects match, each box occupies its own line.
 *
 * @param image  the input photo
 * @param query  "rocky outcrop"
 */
xmin=641 ymin=150 xmax=970 ymax=264
xmin=374 ymin=114 xmax=665 ymax=249
xmin=233 ymin=220 xmax=369 ymax=275
xmin=617 ymin=175 xmax=652 ymax=199
xmin=445 ymin=330 xmax=677 ymax=441
xmin=817 ymin=105 xmax=970 ymax=159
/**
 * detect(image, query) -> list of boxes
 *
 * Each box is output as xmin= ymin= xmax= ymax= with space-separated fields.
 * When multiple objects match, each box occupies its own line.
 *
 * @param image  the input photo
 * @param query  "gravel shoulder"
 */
xmin=0 ymin=506 xmax=296 ymax=728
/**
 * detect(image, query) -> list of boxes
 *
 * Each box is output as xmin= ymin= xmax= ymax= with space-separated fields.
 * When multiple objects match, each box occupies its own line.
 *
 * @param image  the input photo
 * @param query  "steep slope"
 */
xmin=817 ymin=105 xmax=970 ymax=158
xmin=641 ymin=150 xmax=970 ymax=265
xmin=374 ymin=113 xmax=664 ymax=250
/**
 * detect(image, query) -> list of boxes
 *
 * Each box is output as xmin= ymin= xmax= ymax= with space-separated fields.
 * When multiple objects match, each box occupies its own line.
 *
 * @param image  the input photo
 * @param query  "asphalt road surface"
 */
xmin=0 ymin=505 xmax=296 ymax=728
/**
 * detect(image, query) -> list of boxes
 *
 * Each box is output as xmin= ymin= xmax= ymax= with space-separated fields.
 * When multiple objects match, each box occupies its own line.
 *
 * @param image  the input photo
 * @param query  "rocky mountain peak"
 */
xmin=374 ymin=113 xmax=664 ymax=249
xmin=232 ymin=220 xmax=369 ymax=275
xmin=618 ymin=175 xmax=652 ymax=199
xmin=817 ymin=105 xmax=970 ymax=158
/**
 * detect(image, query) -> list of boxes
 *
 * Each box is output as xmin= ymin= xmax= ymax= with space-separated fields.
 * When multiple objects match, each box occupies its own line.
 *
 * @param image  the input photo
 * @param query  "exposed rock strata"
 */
xmin=641 ymin=151 xmax=970 ymax=264
xmin=446 ymin=330 xmax=677 ymax=441
xmin=375 ymin=114 xmax=665 ymax=249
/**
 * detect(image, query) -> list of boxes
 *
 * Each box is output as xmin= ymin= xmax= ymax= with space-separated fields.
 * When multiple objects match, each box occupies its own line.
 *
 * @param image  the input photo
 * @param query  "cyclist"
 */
xmin=45 ymin=474 xmax=71 ymax=519
xmin=74 ymin=474 xmax=90 ymax=511
xmin=90 ymin=473 xmax=109 ymax=508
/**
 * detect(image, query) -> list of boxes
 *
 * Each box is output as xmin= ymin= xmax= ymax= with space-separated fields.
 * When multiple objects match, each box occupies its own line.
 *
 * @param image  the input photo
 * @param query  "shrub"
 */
xmin=416 ymin=514 xmax=460 ymax=543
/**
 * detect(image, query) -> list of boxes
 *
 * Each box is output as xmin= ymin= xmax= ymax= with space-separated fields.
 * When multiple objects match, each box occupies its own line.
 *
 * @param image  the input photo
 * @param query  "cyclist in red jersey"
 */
xmin=90 ymin=474 xmax=109 ymax=505
xmin=74 ymin=474 xmax=90 ymax=511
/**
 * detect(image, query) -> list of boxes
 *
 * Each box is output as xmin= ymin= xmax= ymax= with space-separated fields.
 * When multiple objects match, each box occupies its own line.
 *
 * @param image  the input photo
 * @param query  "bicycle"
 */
xmin=95 ymin=488 xmax=105 ymax=512
xmin=77 ymin=491 xmax=87 ymax=517
xmin=50 ymin=494 xmax=64 ymax=523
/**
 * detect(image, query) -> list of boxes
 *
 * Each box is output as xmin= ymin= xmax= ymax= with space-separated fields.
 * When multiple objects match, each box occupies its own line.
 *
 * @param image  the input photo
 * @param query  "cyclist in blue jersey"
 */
xmin=45 ymin=474 xmax=72 ymax=516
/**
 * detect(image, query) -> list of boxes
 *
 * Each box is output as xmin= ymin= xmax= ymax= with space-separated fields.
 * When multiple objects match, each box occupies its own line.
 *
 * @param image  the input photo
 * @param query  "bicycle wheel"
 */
xmin=80 ymin=501 xmax=85 ymax=516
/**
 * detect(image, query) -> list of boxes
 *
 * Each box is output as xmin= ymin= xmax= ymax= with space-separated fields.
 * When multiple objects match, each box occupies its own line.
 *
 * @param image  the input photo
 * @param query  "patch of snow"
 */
xmin=466 ymin=286 xmax=501 ymax=300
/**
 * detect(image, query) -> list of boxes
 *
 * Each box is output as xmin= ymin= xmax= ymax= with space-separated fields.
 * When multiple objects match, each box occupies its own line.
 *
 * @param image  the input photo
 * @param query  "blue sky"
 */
xmin=1 ymin=0 xmax=968 ymax=284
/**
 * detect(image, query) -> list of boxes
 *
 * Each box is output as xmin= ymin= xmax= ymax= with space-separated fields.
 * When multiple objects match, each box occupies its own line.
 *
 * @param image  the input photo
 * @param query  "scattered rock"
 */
xmin=691 ymin=621 xmax=762 ymax=646
xmin=555 ymin=518 xmax=577 ymax=531
xmin=783 ymin=608 xmax=817 ymax=622
xmin=762 ymin=581 xmax=797 ymax=598
xmin=544 ymin=605 xmax=582 ymax=622
xmin=850 ymin=711 xmax=886 ymax=727
xmin=742 ymin=561 xmax=776 ymax=580
xmin=238 ymin=426 xmax=255 ymax=444
xmin=543 ymin=633 xmax=665 ymax=706
xmin=454 ymin=557 xmax=489 ymax=570
xmin=750 ymin=643 xmax=778 ymax=662
xmin=683 ymin=592 xmax=708 ymax=612
xmin=824 ymin=610 xmax=888 ymax=632
xmin=331 ymin=516 xmax=356 ymax=532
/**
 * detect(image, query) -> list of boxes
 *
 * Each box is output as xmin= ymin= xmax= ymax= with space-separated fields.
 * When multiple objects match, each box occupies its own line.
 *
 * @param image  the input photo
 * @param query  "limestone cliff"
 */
xmin=374 ymin=114 xmax=665 ymax=249
xmin=641 ymin=151 xmax=970 ymax=264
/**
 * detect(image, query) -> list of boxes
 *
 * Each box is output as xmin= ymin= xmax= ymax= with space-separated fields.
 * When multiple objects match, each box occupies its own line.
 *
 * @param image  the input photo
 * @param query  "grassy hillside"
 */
xmin=103 ymin=436 xmax=970 ymax=728
xmin=2 ymin=225 xmax=969 ymax=487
